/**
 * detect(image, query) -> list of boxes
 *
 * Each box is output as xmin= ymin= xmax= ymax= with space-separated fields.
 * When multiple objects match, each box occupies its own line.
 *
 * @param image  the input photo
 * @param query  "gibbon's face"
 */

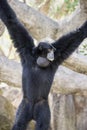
xmin=33 ymin=42 xmax=56 ymax=67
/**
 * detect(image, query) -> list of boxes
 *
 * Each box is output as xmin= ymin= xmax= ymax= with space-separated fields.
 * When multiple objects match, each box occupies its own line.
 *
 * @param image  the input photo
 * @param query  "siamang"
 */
xmin=0 ymin=0 xmax=87 ymax=130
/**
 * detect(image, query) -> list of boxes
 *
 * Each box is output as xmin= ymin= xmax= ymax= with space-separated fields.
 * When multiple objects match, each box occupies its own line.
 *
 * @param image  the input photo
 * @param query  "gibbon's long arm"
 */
xmin=52 ymin=21 xmax=87 ymax=63
xmin=0 ymin=0 xmax=34 ymax=57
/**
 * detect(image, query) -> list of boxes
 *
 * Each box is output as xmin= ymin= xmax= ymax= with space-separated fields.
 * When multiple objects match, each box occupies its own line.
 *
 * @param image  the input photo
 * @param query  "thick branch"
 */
xmin=0 ymin=56 xmax=87 ymax=95
xmin=0 ymin=0 xmax=87 ymax=74
xmin=8 ymin=0 xmax=87 ymax=39
xmin=80 ymin=0 xmax=87 ymax=10
xmin=63 ymin=53 xmax=87 ymax=75
xmin=0 ymin=0 xmax=83 ymax=40
xmin=9 ymin=0 xmax=58 ymax=40
xmin=0 ymin=56 xmax=22 ymax=87
xmin=53 ymin=66 xmax=87 ymax=95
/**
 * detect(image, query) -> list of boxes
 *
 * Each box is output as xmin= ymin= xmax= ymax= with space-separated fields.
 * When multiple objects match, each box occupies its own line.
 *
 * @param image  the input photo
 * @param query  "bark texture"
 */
xmin=0 ymin=56 xmax=87 ymax=95
xmin=0 ymin=0 xmax=87 ymax=73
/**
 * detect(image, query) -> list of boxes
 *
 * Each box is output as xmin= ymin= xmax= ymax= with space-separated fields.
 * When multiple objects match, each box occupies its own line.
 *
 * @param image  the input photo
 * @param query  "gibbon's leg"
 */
xmin=12 ymin=99 xmax=33 ymax=130
xmin=34 ymin=100 xmax=51 ymax=130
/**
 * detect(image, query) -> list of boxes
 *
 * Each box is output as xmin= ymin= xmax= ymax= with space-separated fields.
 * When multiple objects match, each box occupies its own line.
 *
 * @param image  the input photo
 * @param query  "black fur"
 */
xmin=0 ymin=0 xmax=87 ymax=130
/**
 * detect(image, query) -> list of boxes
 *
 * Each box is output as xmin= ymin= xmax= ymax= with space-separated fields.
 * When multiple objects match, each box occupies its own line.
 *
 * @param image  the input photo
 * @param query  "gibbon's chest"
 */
xmin=23 ymin=64 xmax=54 ymax=87
xmin=30 ymin=66 xmax=54 ymax=88
xmin=31 ymin=66 xmax=52 ymax=80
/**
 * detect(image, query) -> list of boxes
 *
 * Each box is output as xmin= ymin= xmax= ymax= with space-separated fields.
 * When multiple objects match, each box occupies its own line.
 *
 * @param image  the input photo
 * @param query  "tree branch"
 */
xmin=8 ymin=0 xmax=87 ymax=40
xmin=0 ymin=0 xmax=86 ymax=39
xmin=63 ymin=53 xmax=87 ymax=75
xmin=0 ymin=56 xmax=87 ymax=95
xmin=0 ymin=56 xmax=22 ymax=87
xmin=53 ymin=66 xmax=87 ymax=95
xmin=0 ymin=0 xmax=87 ymax=74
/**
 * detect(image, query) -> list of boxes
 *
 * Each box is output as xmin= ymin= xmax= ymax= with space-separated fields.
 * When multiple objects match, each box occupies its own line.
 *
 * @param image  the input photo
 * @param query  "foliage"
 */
xmin=79 ymin=39 xmax=87 ymax=55
xmin=64 ymin=0 xmax=79 ymax=14
xmin=46 ymin=0 xmax=79 ymax=19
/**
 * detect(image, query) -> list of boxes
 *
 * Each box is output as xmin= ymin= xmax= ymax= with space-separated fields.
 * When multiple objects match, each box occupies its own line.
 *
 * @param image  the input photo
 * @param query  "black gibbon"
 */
xmin=0 ymin=0 xmax=87 ymax=130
